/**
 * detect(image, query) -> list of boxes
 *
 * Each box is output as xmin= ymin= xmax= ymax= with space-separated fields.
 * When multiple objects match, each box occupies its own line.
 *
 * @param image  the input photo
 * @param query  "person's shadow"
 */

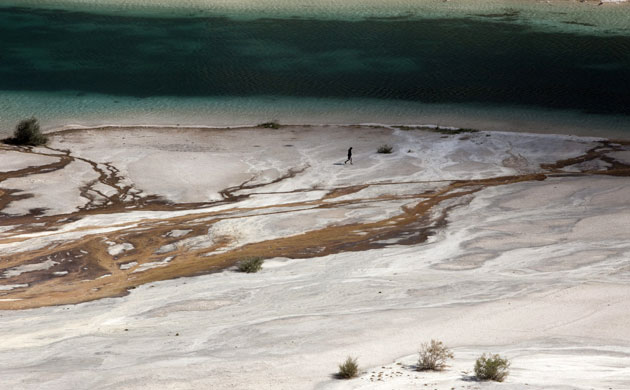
xmin=333 ymin=162 xmax=344 ymax=166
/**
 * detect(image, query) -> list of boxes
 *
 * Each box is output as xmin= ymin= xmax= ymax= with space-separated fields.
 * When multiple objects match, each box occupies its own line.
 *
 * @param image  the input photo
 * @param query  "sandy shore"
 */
xmin=1 ymin=125 xmax=629 ymax=389
xmin=4 ymin=95 xmax=630 ymax=141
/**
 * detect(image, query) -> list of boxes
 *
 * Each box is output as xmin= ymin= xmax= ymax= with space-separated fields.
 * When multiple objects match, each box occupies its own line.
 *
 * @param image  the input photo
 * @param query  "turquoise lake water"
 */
xmin=1 ymin=6 xmax=629 ymax=137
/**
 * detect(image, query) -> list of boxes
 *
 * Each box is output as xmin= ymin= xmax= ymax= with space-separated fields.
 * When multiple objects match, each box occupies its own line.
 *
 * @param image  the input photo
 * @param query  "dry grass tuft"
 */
xmin=337 ymin=356 xmax=359 ymax=379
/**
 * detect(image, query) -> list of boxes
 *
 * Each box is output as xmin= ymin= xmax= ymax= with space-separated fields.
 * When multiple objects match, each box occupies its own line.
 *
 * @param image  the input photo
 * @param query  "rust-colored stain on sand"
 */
xmin=1 ymin=129 xmax=629 ymax=310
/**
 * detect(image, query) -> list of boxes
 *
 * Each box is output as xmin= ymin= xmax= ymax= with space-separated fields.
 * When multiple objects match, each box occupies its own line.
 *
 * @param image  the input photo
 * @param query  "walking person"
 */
xmin=344 ymin=147 xmax=353 ymax=165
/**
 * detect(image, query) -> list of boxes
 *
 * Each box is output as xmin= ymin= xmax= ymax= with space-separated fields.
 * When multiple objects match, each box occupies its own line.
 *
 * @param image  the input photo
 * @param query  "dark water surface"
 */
xmin=1 ymin=7 xmax=630 ymax=118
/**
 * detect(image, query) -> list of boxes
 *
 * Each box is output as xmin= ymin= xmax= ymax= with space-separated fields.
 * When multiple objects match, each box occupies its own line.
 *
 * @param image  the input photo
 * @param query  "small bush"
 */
xmin=474 ymin=353 xmax=510 ymax=382
xmin=236 ymin=257 xmax=264 ymax=273
xmin=337 ymin=356 xmax=359 ymax=379
xmin=258 ymin=121 xmax=281 ymax=129
xmin=3 ymin=117 xmax=47 ymax=146
xmin=417 ymin=339 xmax=454 ymax=371
xmin=377 ymin=144 xmax=393 ymax=154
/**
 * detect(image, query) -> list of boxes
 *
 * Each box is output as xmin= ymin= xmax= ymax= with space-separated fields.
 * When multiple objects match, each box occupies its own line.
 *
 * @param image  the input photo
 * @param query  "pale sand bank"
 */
xmin=0 ymin=125 xmax=629 ymax=389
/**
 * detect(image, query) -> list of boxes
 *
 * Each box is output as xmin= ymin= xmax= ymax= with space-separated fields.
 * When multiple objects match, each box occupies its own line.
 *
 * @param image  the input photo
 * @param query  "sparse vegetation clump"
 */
xmin=377 ymin=144 xmax=393 ymax=154
xmin=474 ymin=353 xmax=510 ymax=382
xmin=3 ymin=117 xmax=47 ymax=146
xmin=417 ymin=339 xmax=454 ymax=371
xmin=337 ymin=356 xmax=359 ymax=379
xmin=258 ymin=121 xmax=281 ymax=129
xmin=236 ymin=257 xmax=264 ymax=273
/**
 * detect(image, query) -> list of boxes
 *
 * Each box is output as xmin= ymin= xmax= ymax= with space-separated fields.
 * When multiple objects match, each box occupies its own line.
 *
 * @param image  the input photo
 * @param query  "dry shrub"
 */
xmin=377 ymin=144 xmax=393 ymax=154
xmin=417 ymin=339 xmax=454 ymax=371
xmin=236 ymin=257 xmax=264 ymax=273
xmin=4 ymin=117 xmax=47 ymax=146
xmin=258 ymin=121 xmax=280 ymax=129
xmin=474 ymin=353 xmax=510 ymax=382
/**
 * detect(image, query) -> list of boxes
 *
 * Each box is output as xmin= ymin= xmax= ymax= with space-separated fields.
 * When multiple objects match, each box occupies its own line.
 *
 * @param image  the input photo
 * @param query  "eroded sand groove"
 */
xmin=1 ymin=126 xmax=629 ymax=310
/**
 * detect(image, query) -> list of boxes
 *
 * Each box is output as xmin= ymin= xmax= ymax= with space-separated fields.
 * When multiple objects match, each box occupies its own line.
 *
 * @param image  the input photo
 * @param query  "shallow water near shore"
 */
xmin=1 ymin=5 xmax=629 ymax=137
xmin=2 ymin=0 xmax=630 ymax=34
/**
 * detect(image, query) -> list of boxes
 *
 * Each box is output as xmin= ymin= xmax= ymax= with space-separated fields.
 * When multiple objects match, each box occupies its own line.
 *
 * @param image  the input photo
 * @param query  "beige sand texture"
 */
xmin=0 ymin=125 xmax=629 ymax=389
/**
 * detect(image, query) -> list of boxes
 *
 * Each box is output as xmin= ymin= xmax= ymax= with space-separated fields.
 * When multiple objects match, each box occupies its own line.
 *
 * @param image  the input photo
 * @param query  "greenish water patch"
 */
xmin=0 ymin=6 xmax=629 ymax=137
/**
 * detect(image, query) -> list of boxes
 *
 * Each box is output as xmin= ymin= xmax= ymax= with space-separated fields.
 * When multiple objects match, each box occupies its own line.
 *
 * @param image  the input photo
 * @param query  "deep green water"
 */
xmin=1 ymin=6 xmax=629 ymax=135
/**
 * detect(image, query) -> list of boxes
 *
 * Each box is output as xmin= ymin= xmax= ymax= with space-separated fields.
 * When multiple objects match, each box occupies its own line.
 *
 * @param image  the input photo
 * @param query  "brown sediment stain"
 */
xmin=542 ymin=140 xmax=630 ymax=176
xmin=0 ymin=146 xmax=73 ymax=216
xmin=0 ymin=172 xmax=543 ymax=309
xmin=1 ymin=135 xmax=629 ymax=310
xmin=322 ymin=185 xmax=369 ymax=200
xmin=0 ymin=145 xmax=73 ymax=183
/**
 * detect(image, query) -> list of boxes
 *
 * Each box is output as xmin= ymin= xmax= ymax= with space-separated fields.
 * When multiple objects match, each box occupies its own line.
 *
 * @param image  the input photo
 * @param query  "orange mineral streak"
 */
xmin=1 ymin=135 xmax=629 ymax=310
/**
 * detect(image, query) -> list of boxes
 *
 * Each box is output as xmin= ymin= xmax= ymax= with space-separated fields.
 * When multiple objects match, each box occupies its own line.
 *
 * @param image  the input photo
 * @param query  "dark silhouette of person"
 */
xmin=344 ymin=147 xmax=353 ymax=165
